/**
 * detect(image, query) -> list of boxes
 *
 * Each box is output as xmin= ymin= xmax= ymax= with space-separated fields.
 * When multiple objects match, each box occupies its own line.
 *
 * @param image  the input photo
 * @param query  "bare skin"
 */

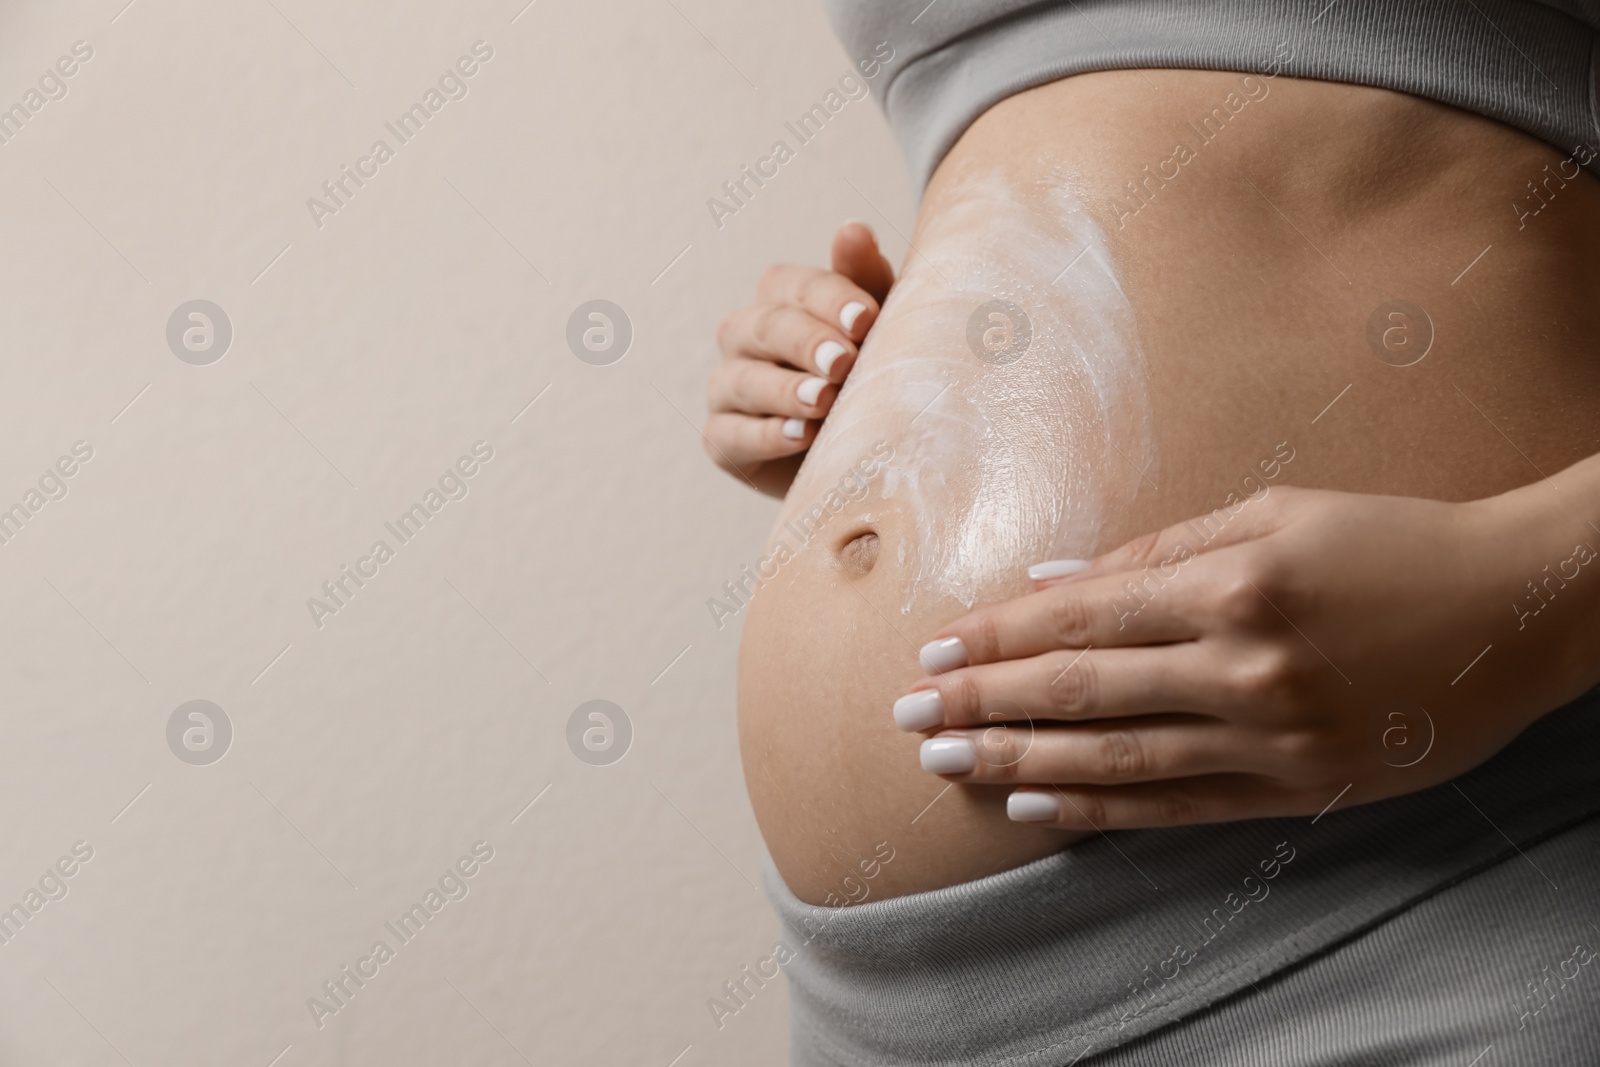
xmin=709 ymin=69 xmax=1600 ymax=904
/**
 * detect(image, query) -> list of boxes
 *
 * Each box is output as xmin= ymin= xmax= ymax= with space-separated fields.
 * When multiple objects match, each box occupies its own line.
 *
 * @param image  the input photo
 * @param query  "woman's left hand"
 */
xmin=894 ymin=481 xmax=1600 ymax=829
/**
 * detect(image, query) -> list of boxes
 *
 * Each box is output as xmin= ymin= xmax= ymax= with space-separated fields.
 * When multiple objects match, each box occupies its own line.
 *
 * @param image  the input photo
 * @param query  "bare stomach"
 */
xmin=738 ymin=69 xmax=1600 ymax=905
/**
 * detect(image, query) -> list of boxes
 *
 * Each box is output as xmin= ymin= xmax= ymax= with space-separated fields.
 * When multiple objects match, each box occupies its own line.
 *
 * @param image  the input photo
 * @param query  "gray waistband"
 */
xmin=825 ymin=0 xmax=1600 ymax=195
xmin=764 ymin=687 xmax=1600 ymax=1066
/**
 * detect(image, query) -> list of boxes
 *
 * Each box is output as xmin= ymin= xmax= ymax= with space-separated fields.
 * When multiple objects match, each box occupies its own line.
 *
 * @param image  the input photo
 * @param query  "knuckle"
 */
xmin=1156 ymin=791 xmax=1201 ymax=825
xmin=1239 ymin=553 xmax=1301 ymax=611
xmin=1094 ymin=730 xmax=1147 ymax=781
xmin=723 ymin=364 xmax=755 ymax=410
xmin=1230 ymin=648 xmax=1296 ymax=704
xmin=1117 ymin=529 xmax=1167 ymax=570
xmin=974 ymin=728 xmax=1023 ymax=779
xmin=1272 ymin=729 xmax=1325 ymax=768
xmin=962 ymin=613 xmax=1001 ymax=664
xmin=1067 ymin=792 xmax=1108 ymax=828
xmin=794 ymin=272 xmax=823 ymax=308
xmin=1243 ymin=556 xmax=1287 ymax=601
xmin=758 ymin=264 xmax=786 ymax=294
xmin=1047 ymin=655 xmax=1098 ymax=718
xmin=944 ymin=673 xmax=983 ymax=725
xmin=1213 ymin=573 xmax=1269 ymax=627
xmin=1047 ymin=591 xmax=1095 ymax=646
xmin=752 ymin=304 xmax=784 ymax=349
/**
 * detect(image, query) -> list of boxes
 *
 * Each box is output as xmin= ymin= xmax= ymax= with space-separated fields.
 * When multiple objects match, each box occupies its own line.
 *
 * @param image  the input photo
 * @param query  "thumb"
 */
xmin=831 ymin=221 xmax=895 ymax=302
xmin=1031 ymin=486 xmax=1299 ymax=587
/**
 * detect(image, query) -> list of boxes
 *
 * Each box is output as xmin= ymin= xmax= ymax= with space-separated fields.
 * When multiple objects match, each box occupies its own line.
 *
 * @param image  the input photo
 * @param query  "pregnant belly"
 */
xmin=739 ymin=69 xmax=1600 ymax=905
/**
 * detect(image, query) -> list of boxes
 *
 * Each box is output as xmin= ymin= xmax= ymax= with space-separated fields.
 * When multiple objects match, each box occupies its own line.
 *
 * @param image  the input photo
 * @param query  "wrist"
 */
xmin=1471 ymin=460 xmax=1600 ymax=698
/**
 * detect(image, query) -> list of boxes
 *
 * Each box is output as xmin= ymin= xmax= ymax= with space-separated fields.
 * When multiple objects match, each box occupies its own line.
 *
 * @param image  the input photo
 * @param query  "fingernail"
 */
xmin=918 ymin=637 xmax=967 ymax=674
xmin=1028 ymin=559 xmax=1092 ymax=582
xmin=921 ymin=639 xmax=966 ymax=671
xmin=797 ymin=376 xmax=828 ymax=406
xmin=920 ymin=737 xmax=976 ymax=774
xmin=839 ymin=302 xmax=868 ymax=334
xmin=893 ymin=690 xmax=945 ymax=731
xmin=815 ymin=340 xmax=848 ymax=376
xmin=1007 ymin=792 xmax=1062 ymax=823
xmin=781 ymin=418 xmax=807 ymax=440
xmin=844 ymin=219 xmax=877 ymax=242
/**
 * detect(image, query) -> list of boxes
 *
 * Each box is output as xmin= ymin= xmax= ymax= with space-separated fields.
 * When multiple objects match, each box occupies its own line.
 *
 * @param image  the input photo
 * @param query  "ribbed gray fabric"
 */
xmin=824 ymin=0 xmax=1600 ymax=195
xmin=765 ymin=685 xmax=1600 ymax=1065
xmin=1095 ymin=820 xmax=1600 ymax=1065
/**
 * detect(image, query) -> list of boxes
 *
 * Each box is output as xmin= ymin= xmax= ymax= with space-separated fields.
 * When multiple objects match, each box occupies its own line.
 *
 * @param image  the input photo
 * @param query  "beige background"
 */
xmin=0 ymin=0 xmax=912 ymax=1063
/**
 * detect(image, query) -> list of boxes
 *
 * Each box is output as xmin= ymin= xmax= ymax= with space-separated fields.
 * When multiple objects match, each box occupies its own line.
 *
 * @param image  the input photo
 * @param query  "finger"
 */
xmin=1003 ymin=776 xmax=1313 ymax=830
xmin=831 ymin=222 xmax=895 ymax=303
xmin=709 ymin=359 xmax=837 ymax=420
xmin=1029 ymin=486 xmax=1300 ymax=591
xmin=894 ymin=644 xmax=1228 ymax=732
xmin=702 ymin=411 xmax=814 ymax=471
xmin=921 ymin=572 xmax=1205 ymax=673
xmin=756 ymin=264 xmax=880 ymax=343
xmin=917 ymin=719 xmax=1264 ymax=787
xmin=717 ymin=303 xmax=858 ymax=383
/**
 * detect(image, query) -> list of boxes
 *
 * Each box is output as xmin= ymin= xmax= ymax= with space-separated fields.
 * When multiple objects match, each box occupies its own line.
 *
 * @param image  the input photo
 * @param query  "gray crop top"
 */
xmin=825 ymin=0 xmax=1600 ymax=194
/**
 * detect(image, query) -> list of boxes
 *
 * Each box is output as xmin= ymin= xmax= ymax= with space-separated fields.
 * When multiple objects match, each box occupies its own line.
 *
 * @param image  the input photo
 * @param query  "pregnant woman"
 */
xmin=704 ymin=4 xmax=1600 ymax=1064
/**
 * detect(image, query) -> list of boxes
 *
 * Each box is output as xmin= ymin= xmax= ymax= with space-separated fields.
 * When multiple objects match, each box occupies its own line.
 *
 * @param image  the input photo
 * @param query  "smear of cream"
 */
xmin=778 ymin=172 xmax=1155 ymax=612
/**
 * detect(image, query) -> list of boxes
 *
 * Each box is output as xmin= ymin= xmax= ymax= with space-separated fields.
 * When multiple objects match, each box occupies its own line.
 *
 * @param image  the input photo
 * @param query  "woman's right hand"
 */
xmin=704 ymin=221 xmax=895 ymax=498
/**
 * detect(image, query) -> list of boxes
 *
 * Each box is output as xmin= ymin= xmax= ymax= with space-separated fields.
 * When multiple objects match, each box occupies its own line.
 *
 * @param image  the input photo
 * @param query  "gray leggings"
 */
xmin=766 ymin=687 xmax=1600 ymax=1066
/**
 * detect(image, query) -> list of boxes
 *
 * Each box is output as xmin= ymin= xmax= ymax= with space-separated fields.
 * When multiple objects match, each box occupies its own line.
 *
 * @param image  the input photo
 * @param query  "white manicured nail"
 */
xmin=920 ymin=737 xmax=976 ymax=774
xmin=1028 ymin=559 xmax=1092 ymax=582
xmin=797 ymin=376 xmax=828 ymax=406
xmin=1007 ymin=792 xmax=1061 ymax=823
xmin=844 ymin=219 xmax=876 ymax=241
xmin=815 ymin=340 xmax=848 ymax=376
xmin=893 ymin=690 xmax=945 ymax=732
xmin=839 ymin=302 xmax=868 ymax=334
xmin=918 ymin=637 xmax=967 ymax=674
xmin=781 ymin=418 xmax=807 ymax=440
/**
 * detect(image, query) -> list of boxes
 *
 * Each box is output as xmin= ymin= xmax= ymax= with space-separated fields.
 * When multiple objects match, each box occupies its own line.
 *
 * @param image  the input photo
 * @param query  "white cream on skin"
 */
xmin=777 ymin=173 xmax=1155 ymax=612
